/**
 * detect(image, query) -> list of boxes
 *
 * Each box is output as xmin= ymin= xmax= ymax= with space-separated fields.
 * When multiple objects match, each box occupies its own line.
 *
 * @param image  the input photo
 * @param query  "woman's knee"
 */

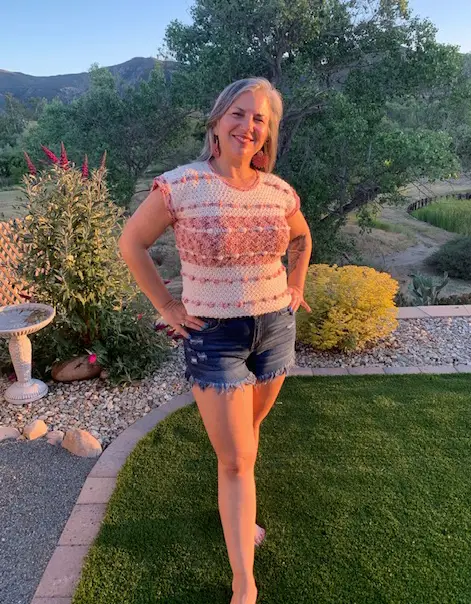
xmin=218 ymin=450 xmax=257 ymax=476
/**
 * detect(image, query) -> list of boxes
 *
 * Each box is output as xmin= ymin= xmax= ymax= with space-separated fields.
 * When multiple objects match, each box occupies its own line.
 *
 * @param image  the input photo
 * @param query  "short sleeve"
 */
xmin=286 ymin=185 xmax=301 ymax=219
xmin=151 ymin=175 xmax=176 ymax=224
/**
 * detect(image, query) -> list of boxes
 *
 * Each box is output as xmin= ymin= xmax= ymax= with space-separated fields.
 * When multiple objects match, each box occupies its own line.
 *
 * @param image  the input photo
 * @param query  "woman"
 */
xmin=119 ymin=77 xmax=312 ymax=604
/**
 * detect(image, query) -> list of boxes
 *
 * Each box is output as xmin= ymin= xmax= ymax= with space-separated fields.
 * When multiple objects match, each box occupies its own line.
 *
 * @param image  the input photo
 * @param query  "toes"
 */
xmin=254 ymin=526 xmax=266 ymax=547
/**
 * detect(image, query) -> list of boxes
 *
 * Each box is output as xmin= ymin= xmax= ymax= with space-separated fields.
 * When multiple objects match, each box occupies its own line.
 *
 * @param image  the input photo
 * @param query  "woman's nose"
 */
xmin=242 ymin=114 xmax=255 ymax=131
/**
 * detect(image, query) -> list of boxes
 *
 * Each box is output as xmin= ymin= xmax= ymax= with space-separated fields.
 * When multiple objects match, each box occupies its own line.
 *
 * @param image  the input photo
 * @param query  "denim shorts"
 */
xmin=183 ymin=305 xmax=296 ymax=393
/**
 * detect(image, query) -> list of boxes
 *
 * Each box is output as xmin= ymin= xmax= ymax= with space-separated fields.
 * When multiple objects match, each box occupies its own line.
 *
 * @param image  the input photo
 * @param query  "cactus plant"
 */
xmin=408 ymin=272 xmax=449 ymax=306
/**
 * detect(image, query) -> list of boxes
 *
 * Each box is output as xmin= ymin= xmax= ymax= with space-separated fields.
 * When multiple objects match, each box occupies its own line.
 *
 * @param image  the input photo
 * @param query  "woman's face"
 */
xmin=214 ymin=90 xmax=271 ymax=162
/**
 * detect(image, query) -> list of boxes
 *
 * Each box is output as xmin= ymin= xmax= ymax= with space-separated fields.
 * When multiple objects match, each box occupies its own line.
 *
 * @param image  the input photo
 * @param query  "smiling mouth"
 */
xmin=233 ymin=135 xmax=254 ymax=144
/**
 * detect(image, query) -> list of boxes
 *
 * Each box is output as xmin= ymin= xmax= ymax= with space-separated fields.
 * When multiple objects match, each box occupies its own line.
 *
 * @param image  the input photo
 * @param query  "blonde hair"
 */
xmin=197 ymin=77 xmax=283 ymax=173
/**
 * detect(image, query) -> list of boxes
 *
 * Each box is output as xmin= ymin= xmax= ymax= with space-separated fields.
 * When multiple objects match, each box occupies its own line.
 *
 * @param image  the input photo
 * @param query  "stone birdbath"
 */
xmin=0 ymin=303 xmax=55 ymax=405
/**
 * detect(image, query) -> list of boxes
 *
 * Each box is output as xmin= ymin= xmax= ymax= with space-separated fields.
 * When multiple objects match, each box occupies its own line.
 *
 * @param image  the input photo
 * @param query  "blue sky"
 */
xmin=2 ymin=0 xmax=470 ymax=76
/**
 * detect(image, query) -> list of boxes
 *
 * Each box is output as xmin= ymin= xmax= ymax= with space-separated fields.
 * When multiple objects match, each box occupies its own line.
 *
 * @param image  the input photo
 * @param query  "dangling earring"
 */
xmin=252 ymin=149 xmax=269 ymax=170
xmin=211 ymin=134 xmax=221 ymax=158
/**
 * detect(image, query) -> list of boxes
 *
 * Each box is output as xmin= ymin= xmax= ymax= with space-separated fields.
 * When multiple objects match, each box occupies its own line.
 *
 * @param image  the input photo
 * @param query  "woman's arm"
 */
xmin=118 ymin=187 xmax=175 ymax=313
xmin=286 ymin=209 xmax=313 ymax=293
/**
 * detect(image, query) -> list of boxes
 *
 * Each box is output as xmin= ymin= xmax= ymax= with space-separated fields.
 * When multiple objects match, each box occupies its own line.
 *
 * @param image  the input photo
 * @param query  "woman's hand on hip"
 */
xmin=159 ymin=299 xmax=206 ymax=339
xmin=288 ymin=285 xmax=312 ymax=314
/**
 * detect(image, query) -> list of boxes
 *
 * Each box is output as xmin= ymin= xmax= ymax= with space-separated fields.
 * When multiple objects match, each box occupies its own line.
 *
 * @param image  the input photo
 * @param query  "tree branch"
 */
xmin=320 ymin=182 xmax=382 ymax=221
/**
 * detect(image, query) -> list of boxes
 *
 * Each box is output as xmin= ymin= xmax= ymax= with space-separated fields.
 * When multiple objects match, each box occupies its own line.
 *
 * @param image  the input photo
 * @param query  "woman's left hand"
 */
xmin=288 ymin=285 xmax=312 ymax=314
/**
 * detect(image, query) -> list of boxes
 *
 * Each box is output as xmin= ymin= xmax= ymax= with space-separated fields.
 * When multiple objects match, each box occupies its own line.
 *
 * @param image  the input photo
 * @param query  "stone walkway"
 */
xmin=28 ymin=304 xmax=471 ymax=603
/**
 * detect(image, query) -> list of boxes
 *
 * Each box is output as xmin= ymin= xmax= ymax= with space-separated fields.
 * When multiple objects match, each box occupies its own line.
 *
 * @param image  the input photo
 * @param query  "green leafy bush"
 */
xmin=5 ymin=146 xmax=171 ymax=385
xmin=425 ymin=237 xmax=471 ymax=280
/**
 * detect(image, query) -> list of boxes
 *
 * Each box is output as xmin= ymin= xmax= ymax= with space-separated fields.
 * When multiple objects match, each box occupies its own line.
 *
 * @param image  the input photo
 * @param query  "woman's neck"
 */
xmin=208 ymin=157 xmax=256 ymax=183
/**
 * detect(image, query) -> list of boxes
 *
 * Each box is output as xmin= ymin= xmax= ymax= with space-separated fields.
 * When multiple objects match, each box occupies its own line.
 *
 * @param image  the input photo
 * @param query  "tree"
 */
xmin=23 ymin=64 xmax=191 ymax=205
xmin=165 ymin=0 xmax=463 ymax=260
xmin=0 ymin=94 xmax=29 ymax=146
xmin=0 ymin=94 xmax=44 ymax=186
xmin=386 ymin=55 xmax=471 ymax=170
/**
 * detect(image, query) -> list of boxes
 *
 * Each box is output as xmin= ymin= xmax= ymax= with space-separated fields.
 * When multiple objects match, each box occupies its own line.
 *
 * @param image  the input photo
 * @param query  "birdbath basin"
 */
xmin=0 ymin=303 xmax=55 ymax=405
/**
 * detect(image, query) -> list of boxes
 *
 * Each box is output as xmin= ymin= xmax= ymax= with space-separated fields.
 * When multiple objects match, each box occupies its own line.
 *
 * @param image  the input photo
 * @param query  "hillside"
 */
xmin=2 ymin=51 xmax=469 ymax=112
xmin=0 ymin=57 xmax=179 ymax=109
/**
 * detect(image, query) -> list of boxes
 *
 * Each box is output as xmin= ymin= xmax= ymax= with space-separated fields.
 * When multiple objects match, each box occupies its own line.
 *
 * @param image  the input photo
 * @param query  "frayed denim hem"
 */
xmin=254 ymin=355 xmax=296 ymax=385
xmin=186 ymin=372 xmax=257 ymax=394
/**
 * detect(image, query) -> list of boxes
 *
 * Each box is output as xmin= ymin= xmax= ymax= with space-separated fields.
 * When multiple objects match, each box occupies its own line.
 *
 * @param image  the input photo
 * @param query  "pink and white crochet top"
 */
xmin=152 ymin=160 xmax=300 ymax=318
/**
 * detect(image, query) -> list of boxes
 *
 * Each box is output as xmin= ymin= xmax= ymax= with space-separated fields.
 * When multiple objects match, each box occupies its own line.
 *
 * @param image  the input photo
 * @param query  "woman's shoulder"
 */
xmin=263 ymin=171 xmax=300 ymax=216
xmin=262 ymin=171 xmax=296 ymax=195
xmin=157 ymin=161 xmax=209 ymax=184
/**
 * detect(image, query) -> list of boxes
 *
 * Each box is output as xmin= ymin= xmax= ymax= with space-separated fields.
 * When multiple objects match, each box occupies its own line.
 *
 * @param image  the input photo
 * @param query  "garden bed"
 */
xmin=1 ymin=315 xmax=470 ymax=450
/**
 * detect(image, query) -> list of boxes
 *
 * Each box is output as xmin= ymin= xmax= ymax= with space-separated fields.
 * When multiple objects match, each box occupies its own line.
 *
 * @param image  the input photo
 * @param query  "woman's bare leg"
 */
xmin=252 ymin=375 xmax=287 ymax=544
xmin=252 ymin=375 xmax=286 ymax=450
xmin=192 ymin=383 xmax=258 ymax=604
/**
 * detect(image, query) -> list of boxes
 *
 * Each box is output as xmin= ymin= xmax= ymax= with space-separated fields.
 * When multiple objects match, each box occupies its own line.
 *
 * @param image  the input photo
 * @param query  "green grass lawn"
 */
xmin=72 ymin=374 xmax=471 ymax=603
xmin=411 ymin=197 xmax=471 ymax=235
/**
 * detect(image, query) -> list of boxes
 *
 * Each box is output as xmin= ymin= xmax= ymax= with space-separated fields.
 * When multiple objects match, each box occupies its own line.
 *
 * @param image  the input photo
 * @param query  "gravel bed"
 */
xmin=0 ymin=341 xmax=188 ymax=450
xmin=0 ymin=317 xmax=470 ymax=451
xmin=296 ymin=316 xmax=471 ymax=369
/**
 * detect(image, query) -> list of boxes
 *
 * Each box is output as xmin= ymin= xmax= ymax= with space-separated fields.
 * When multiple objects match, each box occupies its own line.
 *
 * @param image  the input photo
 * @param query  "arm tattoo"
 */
xmin=287 ymin=234 xmax=307 ymax=277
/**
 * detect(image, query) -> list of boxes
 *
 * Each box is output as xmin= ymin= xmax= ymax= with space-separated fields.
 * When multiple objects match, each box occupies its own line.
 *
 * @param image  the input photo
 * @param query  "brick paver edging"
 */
xmin=30 ymin=304 xmax=471 ymax=603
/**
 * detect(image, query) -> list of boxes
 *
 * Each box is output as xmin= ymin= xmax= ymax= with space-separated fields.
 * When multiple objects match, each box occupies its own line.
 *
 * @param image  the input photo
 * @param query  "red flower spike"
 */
xmin=81 ymin=154 xmax=89 ymax=179
xmin=137 ymin=313 xmax=143 ymax=321
xmin=59 ymin=142 xmax=69 ymax=170
xmin=41 ymin=145 xmax=59 ymax=164
xmin=23 ymin=151 xmax=37 ymax=175
xmin=88 ymin=353 xmax=97 ymax=364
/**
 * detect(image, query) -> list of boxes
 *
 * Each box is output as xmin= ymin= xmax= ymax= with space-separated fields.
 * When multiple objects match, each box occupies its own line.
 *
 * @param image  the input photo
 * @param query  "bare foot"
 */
xmin=230 ymin=588 xmax=258 ymax=604
xmin=254 ymin=523 xmax=266 ymax=548
xmin=231 ymin=579 xmax=258 ymax=604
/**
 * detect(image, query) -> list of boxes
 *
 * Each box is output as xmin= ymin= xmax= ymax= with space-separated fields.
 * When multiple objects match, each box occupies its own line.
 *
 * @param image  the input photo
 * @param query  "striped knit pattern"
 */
xmin=152 ymin=160 xmax=300 ymax=318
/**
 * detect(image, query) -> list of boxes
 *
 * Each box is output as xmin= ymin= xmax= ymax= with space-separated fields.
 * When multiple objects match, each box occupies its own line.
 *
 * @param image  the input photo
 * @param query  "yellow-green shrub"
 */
xmin=296 ymin=264 xmax=399 ymax=351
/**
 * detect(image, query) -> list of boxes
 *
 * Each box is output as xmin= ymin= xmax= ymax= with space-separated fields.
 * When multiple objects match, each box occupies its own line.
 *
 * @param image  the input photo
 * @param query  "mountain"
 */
xmin=0 ymin=57 xmax=178 ymax=109
xmin=2 ymin=52 xmax=470 ymax=112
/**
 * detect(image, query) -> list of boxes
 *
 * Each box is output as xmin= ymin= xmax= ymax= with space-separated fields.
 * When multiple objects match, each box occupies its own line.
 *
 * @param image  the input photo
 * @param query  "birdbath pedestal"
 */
xmin=0 ymin=303 xmax=56 ymax=405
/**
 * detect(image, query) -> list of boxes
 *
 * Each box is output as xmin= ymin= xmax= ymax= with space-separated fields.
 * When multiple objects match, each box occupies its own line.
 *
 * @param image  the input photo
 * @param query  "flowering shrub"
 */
xmin=3 ymin=144 xmax=171 ymax=385
xmin=296 ymin=264 xmax=399 ymax=351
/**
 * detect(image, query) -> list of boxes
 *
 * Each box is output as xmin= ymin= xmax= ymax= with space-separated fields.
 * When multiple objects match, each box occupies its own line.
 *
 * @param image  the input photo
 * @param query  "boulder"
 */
xmin=0 ymin=426 xmax=21 ymax=442
xmin=62 ymin=428 xmax=102 ymax=458
xmin=46 ymin=430 xmax=65 ymax=445
xmin=23 ymin=419 xmax=48 ymax=440
xmin=51 ymin=355 xmax=102 ymax=382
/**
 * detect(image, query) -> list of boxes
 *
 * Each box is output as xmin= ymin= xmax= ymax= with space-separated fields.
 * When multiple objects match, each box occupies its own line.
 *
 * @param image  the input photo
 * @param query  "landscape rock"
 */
xmin=23 ymin=419 xmax=48 ymax=440
xmin=0 ymin=426 xmax=21 ymax=442
xmin=52 ymin=355 xmax=102 ymax=382
xmin=62 ymin=428 xmax=102 ymax=457
xmin=46 ymin=429 xmax=65 ymax=445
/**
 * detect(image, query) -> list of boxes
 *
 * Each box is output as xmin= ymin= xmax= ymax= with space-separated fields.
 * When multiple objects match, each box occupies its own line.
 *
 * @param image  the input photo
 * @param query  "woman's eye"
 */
xmin=231 ymin=112 xmax=264 ymax=123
